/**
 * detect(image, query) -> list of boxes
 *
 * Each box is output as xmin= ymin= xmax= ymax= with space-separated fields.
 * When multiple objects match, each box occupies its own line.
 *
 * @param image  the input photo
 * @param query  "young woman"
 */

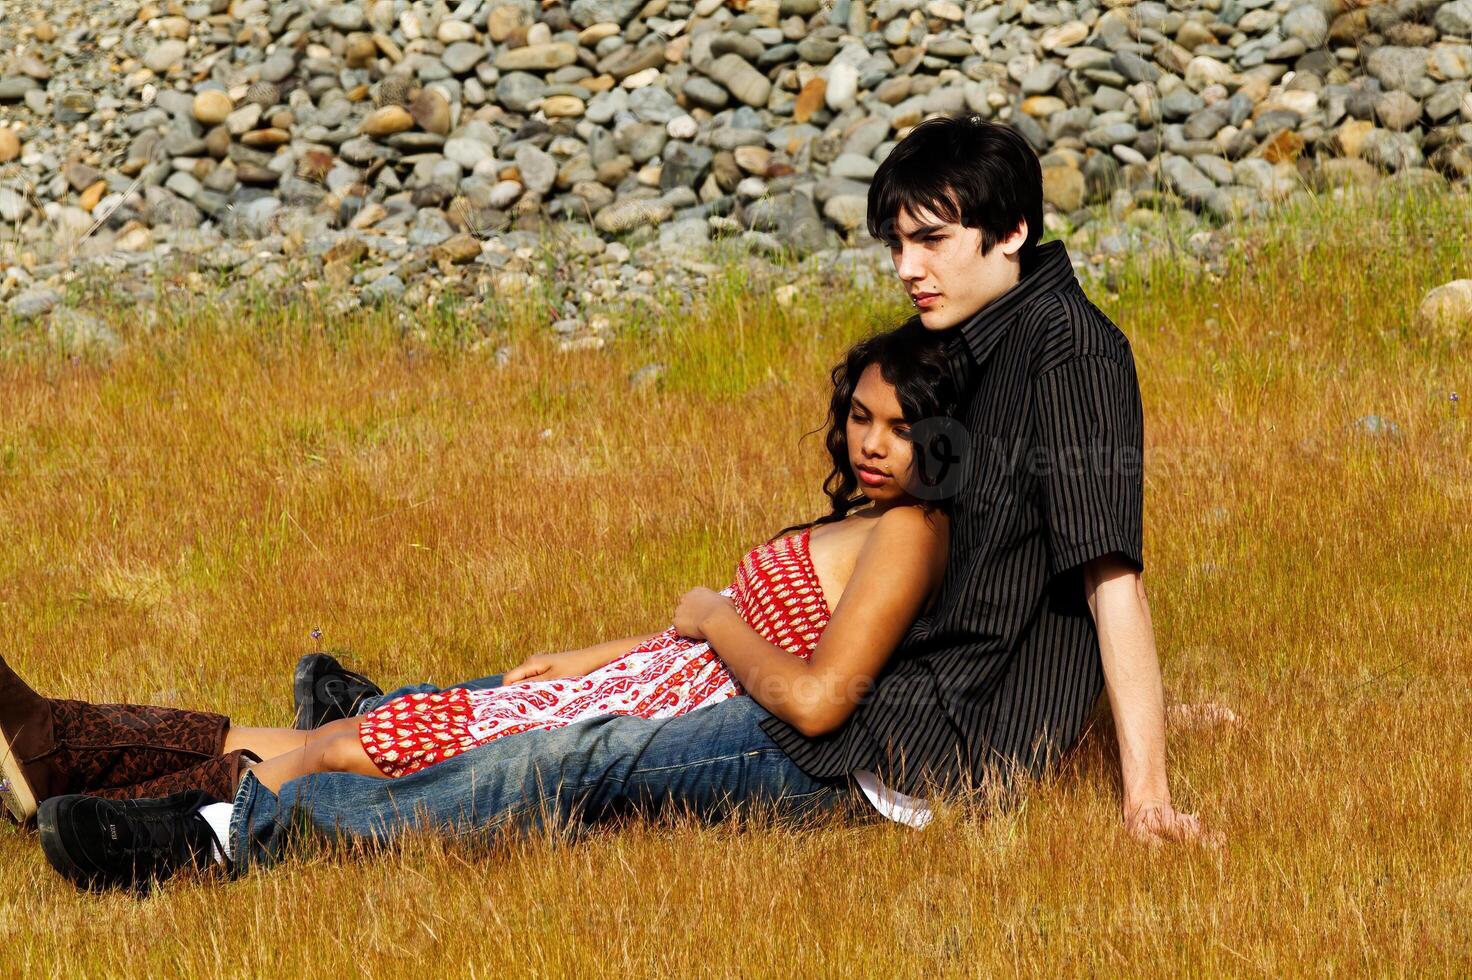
xmin=2 ymin=320 xmax=958 ymax=812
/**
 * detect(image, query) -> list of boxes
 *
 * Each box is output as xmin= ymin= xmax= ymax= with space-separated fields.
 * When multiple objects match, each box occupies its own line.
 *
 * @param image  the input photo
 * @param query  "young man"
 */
xmin=37 ymin=115 xmax=1209 ymax=890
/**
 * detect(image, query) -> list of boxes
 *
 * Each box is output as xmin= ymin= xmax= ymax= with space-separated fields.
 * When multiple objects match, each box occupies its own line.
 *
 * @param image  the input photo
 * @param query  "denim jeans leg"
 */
xmin=355 ymin=673 xmax=506 ymax=714
xmin=229 ymin=695 xmax=863 ymax=872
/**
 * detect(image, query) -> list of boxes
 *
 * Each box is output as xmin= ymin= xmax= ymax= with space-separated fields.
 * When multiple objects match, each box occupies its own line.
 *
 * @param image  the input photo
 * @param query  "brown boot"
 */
xmin=89 ymin=749 xmax=252 ymax=803
xmin=48 ymin=698 xmax=230 ymax=793
xmin=0 ymin=651 xmax=234 ymax=824
xmin=0 ymin=654 xmax=65 ymax=823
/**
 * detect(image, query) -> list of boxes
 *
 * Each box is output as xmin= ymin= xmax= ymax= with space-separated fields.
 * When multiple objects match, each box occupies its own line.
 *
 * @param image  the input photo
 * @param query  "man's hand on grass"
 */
xmin=1125 ymin=799 xmax=1224 ymax=849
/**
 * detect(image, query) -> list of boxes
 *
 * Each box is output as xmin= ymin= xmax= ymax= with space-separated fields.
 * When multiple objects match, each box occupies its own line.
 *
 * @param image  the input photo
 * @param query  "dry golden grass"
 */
xmin=1 ymin=187 xmax=1468 ymax=976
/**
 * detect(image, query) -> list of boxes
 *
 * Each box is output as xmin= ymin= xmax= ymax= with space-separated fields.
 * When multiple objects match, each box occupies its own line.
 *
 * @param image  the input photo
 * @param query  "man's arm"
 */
xmin=1083 ymin=554 xmax=1214 ymax=846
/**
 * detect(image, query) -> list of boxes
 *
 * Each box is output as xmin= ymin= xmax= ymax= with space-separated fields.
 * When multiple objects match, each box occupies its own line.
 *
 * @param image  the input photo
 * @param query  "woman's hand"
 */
xmin=503 ymin=651 xmax=588 ymax=685
xmin=673 ymin=587 xmax=735 ymax=641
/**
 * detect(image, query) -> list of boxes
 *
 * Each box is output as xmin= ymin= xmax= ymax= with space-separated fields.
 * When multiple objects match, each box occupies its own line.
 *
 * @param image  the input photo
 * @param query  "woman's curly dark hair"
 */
xmin=774 ymin=317 xmax=962 ymax=540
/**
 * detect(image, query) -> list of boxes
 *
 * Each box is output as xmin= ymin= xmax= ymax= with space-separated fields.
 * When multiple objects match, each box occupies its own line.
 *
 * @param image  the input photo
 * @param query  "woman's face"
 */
xmin=846 ymin=362 xmax=919 ymax=505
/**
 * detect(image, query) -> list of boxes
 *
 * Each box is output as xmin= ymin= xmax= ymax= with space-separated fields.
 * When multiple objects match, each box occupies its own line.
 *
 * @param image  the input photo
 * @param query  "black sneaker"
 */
xmin=291 ymin=651 xmax=384 ymax=730
xmin=37 ymin=790 xmax=223 ymax=893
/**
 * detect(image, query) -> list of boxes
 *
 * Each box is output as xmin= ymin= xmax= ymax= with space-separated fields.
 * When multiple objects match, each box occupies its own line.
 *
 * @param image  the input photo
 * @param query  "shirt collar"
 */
xmin=952 ymin=239 xmax=1077 ymax=376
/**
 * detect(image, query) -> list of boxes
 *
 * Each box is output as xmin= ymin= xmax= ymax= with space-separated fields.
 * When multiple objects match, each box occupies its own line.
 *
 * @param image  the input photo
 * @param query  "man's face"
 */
xmin=885 ymin=205 xmax=1029 ymax=331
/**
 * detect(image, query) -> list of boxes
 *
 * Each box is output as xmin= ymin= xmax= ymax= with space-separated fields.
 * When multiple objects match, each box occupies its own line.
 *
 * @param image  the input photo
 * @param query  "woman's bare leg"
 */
xmin=221 ymin=726 xmax=310 ymax=760
xmin=222 ymin=716 xmax=360 ymax=758
xmin=244 ymin=721 xmax=386 ymax=793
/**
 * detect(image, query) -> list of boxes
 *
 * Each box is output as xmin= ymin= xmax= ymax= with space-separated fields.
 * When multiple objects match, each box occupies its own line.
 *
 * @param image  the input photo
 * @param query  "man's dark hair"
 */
xmin=867 ymin=114 xmax=1044 ymax=270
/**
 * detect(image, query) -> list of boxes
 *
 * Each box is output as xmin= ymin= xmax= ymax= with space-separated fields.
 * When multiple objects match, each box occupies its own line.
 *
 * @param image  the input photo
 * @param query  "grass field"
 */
xmin=1 ymin=187 xmax=1469 ymax=975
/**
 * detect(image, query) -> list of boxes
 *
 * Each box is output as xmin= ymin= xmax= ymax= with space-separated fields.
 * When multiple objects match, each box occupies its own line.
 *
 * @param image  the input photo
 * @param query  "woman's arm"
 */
xmin=678 ymin=507 xmax=948 ymax=737
xmin=504 ymin=632 xmax=659 ymax=683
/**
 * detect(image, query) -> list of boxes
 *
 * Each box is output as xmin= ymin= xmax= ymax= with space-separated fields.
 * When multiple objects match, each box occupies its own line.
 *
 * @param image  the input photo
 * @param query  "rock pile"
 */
xmin=1 ymin=0 xmax=1470 ymax=317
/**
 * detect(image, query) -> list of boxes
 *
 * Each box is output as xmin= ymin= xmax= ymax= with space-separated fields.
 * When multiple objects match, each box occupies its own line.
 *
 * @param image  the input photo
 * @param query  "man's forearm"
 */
xmin=1089 ymin=570 xmax=1171 ymax=811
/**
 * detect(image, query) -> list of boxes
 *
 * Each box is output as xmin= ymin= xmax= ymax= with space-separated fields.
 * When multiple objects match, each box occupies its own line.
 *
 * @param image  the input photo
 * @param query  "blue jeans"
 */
xmin=228 ymin=676 xmax=874 ymax=871
xmin=356 ymin=673 xmax=509 ymax=713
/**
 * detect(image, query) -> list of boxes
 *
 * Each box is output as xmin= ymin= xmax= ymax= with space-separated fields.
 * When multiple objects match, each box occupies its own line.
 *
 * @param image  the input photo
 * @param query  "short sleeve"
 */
xmin=1032 ymin=354 xmax=1145 ymax=578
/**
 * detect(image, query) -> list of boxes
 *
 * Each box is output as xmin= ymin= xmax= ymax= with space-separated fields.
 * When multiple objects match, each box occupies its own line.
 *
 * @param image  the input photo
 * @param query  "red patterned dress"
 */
xmin=360 ymin=526 xmax=832 ymax=778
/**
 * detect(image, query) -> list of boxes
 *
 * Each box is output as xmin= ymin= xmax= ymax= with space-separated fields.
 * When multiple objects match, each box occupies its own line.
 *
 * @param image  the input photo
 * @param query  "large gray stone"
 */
xmin=706 ymin=54 xmax=771 ymax=107
xmin=1375 ymin=90 xmax=1423 ymax=131
xmin=614 ymin=122 xmax=668 ymax=163
xmin=570 ymin=0 xmax=641 ymax=27
xmin=1021 ymin=62 xmax=1064 ymax=95
xmin=830 ymin=152 xmax=877 ymax=181
xmin=496 ymin=72 xmax=548 ymax=112
xmin=1417 ymin=278 xmax=1472 ymax=333
xmin=1436 ymin=0 xmax=1472 ymax=36
xmin=660 ymin=142 xmax=715 ymax=190
xmin=8 ymin=288 xmax=61 ymax=319
xmin=1362 ymin=129 xmax=1424 ymax=171
xmin=445 ymin=136 xmax=495 ymax=169
xmin=48 ymin=308 xmax=121 ymax=353
xmin=627 ymin=85 xmax=681 ymax=124
xmin=144 ymin=40 xmax=189 ymax=73
xmin=324 ymin=5 xmax=365 ymax=30
xmin=822 ymin=193 xmax=867 ymax=231
xmin=744 ymin=191 xmax=827 ymax=253
xmin=1161 ymin=155 xmax=1217 ymax=205
xmin=0 ymin=77 xmax=41 ymax=101
xmin=0 ymin=187 xmax=26 ymax=222
xmin=1366 ymin=46 xmax=1429 ymax=92
xmin=1085 ymin=122 xmax=1139 ymax=148
xmin=1282 ymin=5 xmax=1329 ymax=49
xmin=443 ymin=41 xmax=490 ymax=74
xmin=515 ymin=143 xmax=557 ymax=195
xmin=594 ymin=197 xmax=673 ymax=233
xmin=1111 ymin=51 xmax=1161 ymax=84
xmin=683 ymin=77 xmax=730 ymax=111
xmin=408 ymin=209 xmax=454 ymax=246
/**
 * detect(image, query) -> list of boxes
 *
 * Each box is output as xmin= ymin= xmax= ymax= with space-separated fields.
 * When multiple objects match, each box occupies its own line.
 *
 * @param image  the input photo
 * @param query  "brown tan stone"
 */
xmin=348 ymin=202 xmax=388 ymax=230
xmin=488 ymin=4 xmax=526 ymax=41
xmin=1336 ymin=119 xmax=1374 ymax=158
xmin=345 ymin=32 xmax=378 ymax=68
xmin=794 ymin=77 xmax=827 ymax=123
xmin=240 ymin=127 xmax=291 ymax=147
xmin=494 ymin=42 xmax=577 ymax=72
xmin=733 ymin=145 xmax=773 ymax=174
xmin=298 ymin=149 xmax=334 ymax=180
xmin=410 ymin=87 xmax=451 ymax=134
xmin=324 ymin=238 xmax=368 ymax=265
xmin=431 ymin=233 xmax=483 ymax=265
xmin=114 ymin=221 xmax=152 ymax=252
xmin=577 ymin=22 xmax=620 ymax=45
xmin=193 ymin=89 xmax=232 ymax=125
xmin=542 ymin=95 xmax=586 ymax=118
xmin=1258 ymin=129 xmax=1305 ymax=164
xmin=1042 ymin=164 xmax=1085 ymax=211
xmin=1022 ymin=95 xmax=1068 ymax=117
xmin=359 ymin=104 xmax=414 ymax=136
xmin=79 ymin=180 xmax=107 ymax=212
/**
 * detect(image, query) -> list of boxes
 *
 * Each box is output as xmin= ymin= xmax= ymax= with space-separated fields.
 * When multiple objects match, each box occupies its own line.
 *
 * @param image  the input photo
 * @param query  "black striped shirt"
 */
xmin=761 ymin=240 xmax=1146 ymax=798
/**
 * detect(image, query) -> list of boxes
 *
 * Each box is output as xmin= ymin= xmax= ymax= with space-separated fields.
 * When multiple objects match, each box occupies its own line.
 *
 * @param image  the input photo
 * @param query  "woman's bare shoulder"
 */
xmin=860 ymin=505 xmax=950 ymax=575
xmin=873 ymin=504 xmax=950 ymax=542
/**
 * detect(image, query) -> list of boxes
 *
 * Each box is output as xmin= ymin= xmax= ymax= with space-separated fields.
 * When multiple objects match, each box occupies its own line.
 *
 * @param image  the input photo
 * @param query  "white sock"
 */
xmin=199 ymin=802 xmax=235 ymax=865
